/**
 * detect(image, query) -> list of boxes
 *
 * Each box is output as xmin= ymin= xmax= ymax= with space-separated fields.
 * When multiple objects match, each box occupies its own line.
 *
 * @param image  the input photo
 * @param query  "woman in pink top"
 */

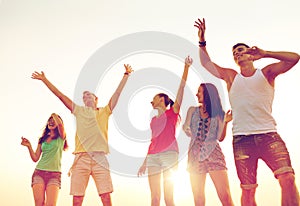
xmin=138 ymin=56 xmax=192 ymax=206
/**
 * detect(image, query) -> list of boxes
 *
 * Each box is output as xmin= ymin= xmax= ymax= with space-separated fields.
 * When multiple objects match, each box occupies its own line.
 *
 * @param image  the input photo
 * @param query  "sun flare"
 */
xmin=171 ymin=161 xmax=192 ymax=197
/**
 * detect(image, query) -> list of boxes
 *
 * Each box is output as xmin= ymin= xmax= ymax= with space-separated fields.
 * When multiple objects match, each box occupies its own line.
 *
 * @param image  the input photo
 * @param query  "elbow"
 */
xmin=289 ymin=53 xmax=300 ymax=65
xmin=32 ymin=158 xmax=38 ymax=163
xmin=296 ymin=53 xmax=300 ymax=63
xmin=32 ymin=154 xmax=40 ymax=162
xmin=199 ymin=60 xmax=207 ymax=68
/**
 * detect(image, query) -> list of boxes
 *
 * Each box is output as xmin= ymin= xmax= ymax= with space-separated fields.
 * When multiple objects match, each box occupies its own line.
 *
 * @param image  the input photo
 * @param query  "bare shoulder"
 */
xmin=225 ymin=68 xmax=238 ymax=80
xmin=221 ymin=68 xmax=238 ymax=90
xmin=187 ymin=106 xmax=197 ymax=114
xmin=261 ymin=66 xmax=276 ymax=86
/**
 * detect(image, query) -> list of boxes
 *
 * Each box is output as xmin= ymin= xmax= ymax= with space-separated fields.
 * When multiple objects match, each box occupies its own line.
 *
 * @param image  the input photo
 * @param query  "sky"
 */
xmin=1 ymin=0 xmax=300 ymax=205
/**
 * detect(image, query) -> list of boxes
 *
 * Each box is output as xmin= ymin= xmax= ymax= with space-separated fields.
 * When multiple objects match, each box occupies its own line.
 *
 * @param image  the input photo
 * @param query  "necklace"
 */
xmin=197 ymin=107 xmax=209 ymax=140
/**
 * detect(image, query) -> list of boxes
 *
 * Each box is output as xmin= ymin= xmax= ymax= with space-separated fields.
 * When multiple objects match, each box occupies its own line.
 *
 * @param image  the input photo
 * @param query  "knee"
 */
xmin=164 ymin=196 xmax=175 ymax=206
xmin=100 ymin=193 xmax=110 ymax=199
xmin=45 ymin=198 xmax=57 ymax=206
xmin=100 ymin=193 xmax=111 ymax=203
xmin=73 ymin=196 xmax=84 ymax=206
xmin=242 ymin=188 xmax=256 ymax=199
xmin=192 ymin=191 xmax=205 ymax=206
xmin=151 ymin=198 xmax=160 ymax=206
xmin=151 ymin=195 xmax=160 ymax=206
xmin=278 ymin=173 xmax=296 ymax=188
xmin=35 ymin=199 xmax=45 ymax=206
xmin=194 ymin=198 xmax=205 ymax=206
xmin=219 ymin=192 xmax=233 ymax=205
xmin=45 ymin=203 xmax=56 ymax=206
xmin=241 ymin=188 xmax=256 ymax=206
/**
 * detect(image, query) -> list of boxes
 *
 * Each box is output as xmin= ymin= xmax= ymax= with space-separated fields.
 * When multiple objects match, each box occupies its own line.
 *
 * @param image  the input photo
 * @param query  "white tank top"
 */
xmin=229 ymin=69 xmax=277 ymax=135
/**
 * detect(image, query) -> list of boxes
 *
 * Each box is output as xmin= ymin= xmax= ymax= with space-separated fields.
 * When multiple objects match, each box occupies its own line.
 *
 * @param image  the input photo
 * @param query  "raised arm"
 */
xmin=218 ymin=110 xmax=232 ymax=142
xmin=21 ymin=137 xmax=42 ymax=162
xmin=243 ymin=46 xmax=300 ymax=85
xmin=31 ymin=71 xmax=75 ymax=112
xmin=172 ymin=56 xmax=192 ymax=114
xmin=182 ymin=106 xmax=196 ymax=137
xmin=194 ymin=18 xmax=237 ymax=89
xmin=51 ymin=113 xmax=66 ymax=139
xmin=108 ymin=64 xmax=133 ymax=111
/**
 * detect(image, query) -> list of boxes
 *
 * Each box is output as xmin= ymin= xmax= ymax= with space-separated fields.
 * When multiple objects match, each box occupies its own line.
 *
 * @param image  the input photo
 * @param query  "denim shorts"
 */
xmin=31 ymin=169 xmax=61 ymax=188
xmin=233 ymin=132 xmax=294 ymax=189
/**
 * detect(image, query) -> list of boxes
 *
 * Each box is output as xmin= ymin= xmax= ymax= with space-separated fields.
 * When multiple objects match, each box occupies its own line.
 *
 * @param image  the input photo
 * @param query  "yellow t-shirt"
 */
xmin=72 ymin=105 xmax=112 ymax=153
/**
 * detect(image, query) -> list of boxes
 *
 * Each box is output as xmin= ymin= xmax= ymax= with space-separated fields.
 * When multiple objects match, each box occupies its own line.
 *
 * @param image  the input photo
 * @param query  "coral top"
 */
xmin=148 ymin=108 xmax=179 ymax=154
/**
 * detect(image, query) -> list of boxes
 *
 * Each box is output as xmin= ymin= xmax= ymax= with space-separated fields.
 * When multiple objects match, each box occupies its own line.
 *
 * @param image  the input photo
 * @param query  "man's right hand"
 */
xmin=194 ymin=18 xmax=206 ymax=41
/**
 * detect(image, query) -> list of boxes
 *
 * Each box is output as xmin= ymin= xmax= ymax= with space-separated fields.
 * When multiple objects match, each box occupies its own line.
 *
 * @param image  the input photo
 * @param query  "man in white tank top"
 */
xmin=195 ymin=18 xmax=300 ymax=206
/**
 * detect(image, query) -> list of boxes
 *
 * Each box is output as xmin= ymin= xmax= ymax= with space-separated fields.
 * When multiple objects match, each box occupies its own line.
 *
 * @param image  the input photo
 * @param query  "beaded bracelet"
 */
xmin=199 ymin=41 xmax=206 ymax=47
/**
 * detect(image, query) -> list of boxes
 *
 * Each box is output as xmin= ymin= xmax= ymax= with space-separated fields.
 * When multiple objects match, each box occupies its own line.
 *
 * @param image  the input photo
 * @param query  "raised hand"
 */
xmin=51 ymin=113 xmax=60 ymax=125
xmin=124 ymin=64 xmax=134 ymax=74
xmin=21 ymin=137 xmax=31 ymax=147
xmin=185 ymin=55 xmax=193 ymax=66
xmin=194 ymin=18 xmax=206 ymax=41
xmin=31 ymin=71 xmax=46 ymax=81
xmin=242 ymin=46 xmax=266 ymax=61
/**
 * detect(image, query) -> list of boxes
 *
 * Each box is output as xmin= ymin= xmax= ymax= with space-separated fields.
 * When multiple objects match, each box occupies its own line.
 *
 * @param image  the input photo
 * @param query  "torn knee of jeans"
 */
xmin=235 ymin=154 xmax=250 ymax=160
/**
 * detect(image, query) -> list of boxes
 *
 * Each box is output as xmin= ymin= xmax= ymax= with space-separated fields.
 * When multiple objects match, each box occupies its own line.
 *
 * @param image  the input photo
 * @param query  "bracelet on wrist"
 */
xmin=199 ymin=41 xmax=206 ymax=47
xmin=124 ymin=72 xmax=129 ymax=75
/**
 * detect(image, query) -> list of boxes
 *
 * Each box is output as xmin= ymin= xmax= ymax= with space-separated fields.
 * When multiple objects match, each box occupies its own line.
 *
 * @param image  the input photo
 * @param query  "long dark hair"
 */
xmin=38 ymin=115 xmax=68 ymax=151
xmin=200 ymin=83 xmax=225 ymax=119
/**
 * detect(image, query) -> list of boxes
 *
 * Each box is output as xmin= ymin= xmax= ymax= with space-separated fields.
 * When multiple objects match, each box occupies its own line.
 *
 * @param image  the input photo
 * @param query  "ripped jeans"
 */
xmin=233 ymin=132 xmax=294 ymax=189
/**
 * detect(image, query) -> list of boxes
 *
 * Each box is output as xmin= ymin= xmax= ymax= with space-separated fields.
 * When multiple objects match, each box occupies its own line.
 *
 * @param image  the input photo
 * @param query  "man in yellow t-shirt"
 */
xmin=32 ymin=64 xmax=133 ymax=206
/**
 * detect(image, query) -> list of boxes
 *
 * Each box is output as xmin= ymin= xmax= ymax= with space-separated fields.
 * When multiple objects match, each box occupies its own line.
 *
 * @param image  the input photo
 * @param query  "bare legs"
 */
xmin=73 ymin=196 xmax=84 ymax=206
xmin=241 ymin=188 xmax=256 ymax=206
xmin=210 ymin=170 xmax=234 ymax=206
xmin=32 ymin=184 xmax=59 ymax=206
xmin=100 ymin=193 xmax=112 ymax=206
xmin=190 ymin=170 xmax=234 ymax=206
xmin=32 ymin=184 xmax=45 ymax=206
xmin=190 ymin=173 xmax=206 ymax=206
xmin=278 ymin=173 xmax=299 ymax=206
xmin=73 ymin=193 xmax=112 ymax=206
xmin=148 ymin=167 xmax=175 ymax=206
xmin=240 ymin=173 xmax=299 ymax=206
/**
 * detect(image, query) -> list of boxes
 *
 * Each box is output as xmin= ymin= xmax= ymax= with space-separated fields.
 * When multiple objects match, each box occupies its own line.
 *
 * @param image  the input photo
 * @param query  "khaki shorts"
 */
xmin=146 ymin=150 xmax=178 ymax=172
xmin=70 ymin=152 xmax=113 ymax=196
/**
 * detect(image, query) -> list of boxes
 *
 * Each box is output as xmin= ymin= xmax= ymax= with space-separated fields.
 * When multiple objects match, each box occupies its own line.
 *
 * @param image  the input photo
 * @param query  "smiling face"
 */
xmin=47 ymin=117 xmax=57 ymax=130
xmin=232 ymin=45 xmax=248 ymax=64
xmin=232 ymin=43 xmax=251 ymax=65
xmin=83 ymin=91 xmax=98 ymax=108
xmin=196 ymin=86 xmax=204 ymax=104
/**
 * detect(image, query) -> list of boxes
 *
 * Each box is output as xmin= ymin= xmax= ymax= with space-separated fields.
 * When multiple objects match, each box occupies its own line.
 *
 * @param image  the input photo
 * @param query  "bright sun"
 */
xmin=171 ymin=160 xmax=192 ymax=197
